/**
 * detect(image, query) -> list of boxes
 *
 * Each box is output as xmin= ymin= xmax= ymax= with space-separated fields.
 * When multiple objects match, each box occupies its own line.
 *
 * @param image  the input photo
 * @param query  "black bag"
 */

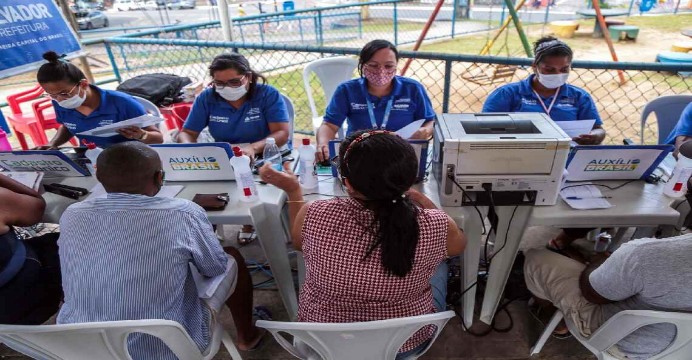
xmin=116 ymin=73 xmax=192 ymax=107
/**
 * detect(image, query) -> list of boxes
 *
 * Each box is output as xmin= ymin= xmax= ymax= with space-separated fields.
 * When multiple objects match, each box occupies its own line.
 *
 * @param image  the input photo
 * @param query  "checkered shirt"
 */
xmin=297 ymin=198 xmax=448 ymax=352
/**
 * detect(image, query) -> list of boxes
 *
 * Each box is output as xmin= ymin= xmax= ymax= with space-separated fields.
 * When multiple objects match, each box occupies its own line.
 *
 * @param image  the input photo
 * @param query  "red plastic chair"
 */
xmin=6 ymin=85 xmax=53 ymax=149
xmin=33 ymin=98 xmax=77 ymax=146
xmin=160 ymin=102 xmax=192 ymax=131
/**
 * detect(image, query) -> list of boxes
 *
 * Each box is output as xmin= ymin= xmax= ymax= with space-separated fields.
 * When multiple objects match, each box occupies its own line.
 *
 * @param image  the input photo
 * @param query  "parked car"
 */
xmin=76 ymin=11 xmax=109 ymax=29
xmin=167 ymin=0 xmax=196 ymax=9
xmin=142 ymin=0 xmax=162 ymax=10
xmin=113 ymin=0 xmax=141 ymax=11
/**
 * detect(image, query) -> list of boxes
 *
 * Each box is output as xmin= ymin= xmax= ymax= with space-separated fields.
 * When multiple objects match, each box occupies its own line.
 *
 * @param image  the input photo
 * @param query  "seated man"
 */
xmin=524 ymin=234 xmax=692 ymax=359
xmin=664 ymin=101 xmax=692 ymax=157
xmin=58 ymin=142 xmax=264 ymax=359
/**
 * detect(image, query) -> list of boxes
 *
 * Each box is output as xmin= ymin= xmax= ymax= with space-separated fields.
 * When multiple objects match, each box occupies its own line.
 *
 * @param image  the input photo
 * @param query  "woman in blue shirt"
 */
xmin=36 ymin=51 xmax=163 ymax=149
xmin=315 ymin=40 xmax=436 ymax=162
xmin=484 ymin=37 xmax=607 ymax=257
xmin=178 ymin=53 xmax=290 ymax=160
xmin=483 ymin=36 xmax=606 ymax=146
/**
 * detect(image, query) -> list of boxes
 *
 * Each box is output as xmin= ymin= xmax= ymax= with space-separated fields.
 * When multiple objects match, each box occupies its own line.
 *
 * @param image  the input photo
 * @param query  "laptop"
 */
xmin=151 ymin=143 xmax=235 ymax=181
xmin=328 ymin=139 xmax=430 ymax=182
xmin=0 ymin=150 xmax=90 ymax=177
xmin=565 ymin=144 xmax=674 ymax=182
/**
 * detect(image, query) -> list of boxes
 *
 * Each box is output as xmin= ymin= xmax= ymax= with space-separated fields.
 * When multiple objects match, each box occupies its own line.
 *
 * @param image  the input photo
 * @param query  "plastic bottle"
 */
xmin=84 ymin=141 xmax=103 ymax=175
xmin=298 ymin=138 xmax=318 ymax=189
xmin=263 ymin=137 xmax=282 ymax=171
xmin=664 ymin=141 xmax=692 ymax=198
xmin=230 ymin=147 xmax=259 ymax=202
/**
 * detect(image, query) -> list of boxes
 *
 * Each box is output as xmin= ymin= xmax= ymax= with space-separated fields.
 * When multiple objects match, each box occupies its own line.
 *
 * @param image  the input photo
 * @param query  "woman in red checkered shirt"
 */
xmin=260 ymin=130 xmax=466 ymax=358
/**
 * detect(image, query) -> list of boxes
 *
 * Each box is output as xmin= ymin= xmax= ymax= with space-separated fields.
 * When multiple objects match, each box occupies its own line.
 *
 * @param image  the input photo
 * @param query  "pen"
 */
xmin=565 ymin=196 xmax=612 ymax=200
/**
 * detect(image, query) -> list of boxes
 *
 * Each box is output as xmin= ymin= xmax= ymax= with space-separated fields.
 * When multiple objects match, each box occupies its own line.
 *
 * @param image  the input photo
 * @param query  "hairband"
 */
xmin=536 ymin=40 xmax=562 ymax=52
xmin=57 ymin=53 xmax=69 ymax=64
xmin=342 ymin=130 xmax=392 ymax=162
xmin=534 ymin=40 xmax=572 ymax=64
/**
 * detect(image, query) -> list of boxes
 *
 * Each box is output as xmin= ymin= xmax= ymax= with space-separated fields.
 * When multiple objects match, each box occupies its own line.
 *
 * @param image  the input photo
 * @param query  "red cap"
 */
xmin=232 ymin=146 xmax=243 ymax=157
xmin=302 ymin=138 xmax=310 ymax=145
xmin=673 ymin=182 xmax=683 ymax=192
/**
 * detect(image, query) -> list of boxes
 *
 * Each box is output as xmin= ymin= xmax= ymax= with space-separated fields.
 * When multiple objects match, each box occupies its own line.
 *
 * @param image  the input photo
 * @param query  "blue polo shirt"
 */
xmin=54 ymin=85 xmax=146 ymax=148
xmin=664 ymin=102 xmax=692 ymax=145
xmin=183 ymin=84 xmax=288 ymax=144
xmin=482 ymin=74 xmax=602 ymax=126
xmin=323 ymin=76 xmax=436 ymax=134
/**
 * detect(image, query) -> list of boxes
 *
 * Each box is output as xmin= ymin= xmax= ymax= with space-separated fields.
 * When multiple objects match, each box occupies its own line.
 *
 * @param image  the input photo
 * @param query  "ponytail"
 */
xmin=364 ymin=197 xmax=420 ymax=277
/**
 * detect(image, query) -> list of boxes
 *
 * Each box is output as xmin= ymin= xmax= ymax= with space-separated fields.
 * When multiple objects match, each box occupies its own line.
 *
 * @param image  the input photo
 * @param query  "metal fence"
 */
xmin=103 ymin=37 xmax=692 ymax=144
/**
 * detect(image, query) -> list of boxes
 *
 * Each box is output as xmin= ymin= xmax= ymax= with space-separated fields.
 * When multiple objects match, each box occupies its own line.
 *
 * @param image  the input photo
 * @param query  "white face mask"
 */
xmin=57 ymin=86 xmax=86 ymax=109
xmin=537 ymin=72 xmax=569 ymax=89
xmin=216 ymin=85 xmax=247 ymax=101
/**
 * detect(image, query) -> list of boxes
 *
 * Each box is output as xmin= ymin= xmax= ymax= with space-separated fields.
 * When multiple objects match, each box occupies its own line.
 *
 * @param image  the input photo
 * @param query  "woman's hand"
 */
xmin=573 ymin=127 xmax=606 ymax=145
xmin=117 ymin=126 xmax=147 ymax=140
xmin=409 ymin=126 xmax=433 ymax=140
xmin=241 ymin=146 xmax=256 ymax=161
xmin=259 ymin=163 xmax=300 ymax=194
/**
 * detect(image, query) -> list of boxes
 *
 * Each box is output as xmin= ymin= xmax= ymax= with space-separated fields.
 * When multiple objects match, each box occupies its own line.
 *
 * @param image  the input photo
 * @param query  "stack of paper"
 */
xmin=77 ymin=115 xmax=163 ymax=137
xmin=560 ymin=184 xmax=613 ymax=210
xmin=0 ymin=171 xmax=44 ymax=191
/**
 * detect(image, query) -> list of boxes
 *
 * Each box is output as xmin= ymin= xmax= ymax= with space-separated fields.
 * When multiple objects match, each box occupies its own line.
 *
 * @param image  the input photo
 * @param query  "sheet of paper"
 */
xmin=560 ymin=184 xmax=613 ymax=210
xmin=0 ymin=171 xmax=44 ymax=190
xmin=86 ymin=183 xmax=184 ymax=200
xmin=77 ymin=115 xmax=163 ymax=137
xmin=194 ymin=259 xmax=235 ymax=310
xmin=557 ymin=119 xmax=596 ymax=138
xmin=395 ymin=119 xmax=426 ymax=139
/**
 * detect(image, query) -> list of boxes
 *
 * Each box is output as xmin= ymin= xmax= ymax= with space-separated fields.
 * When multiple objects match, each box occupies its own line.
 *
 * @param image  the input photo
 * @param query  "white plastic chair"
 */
xmin=640 ymin=95 xmax=692 ymax=144
xmin=530 ymin=310 xmax=692 ymax=360
xmin=302 ymin=56 xmax=358 ymax=136
xmin=256 ymin=310 xmax=455 ymax=360
xmin=132 ymin=96 xmax=163 ymax=118
xmin=0 ymin=318 xmax=242 ymax=360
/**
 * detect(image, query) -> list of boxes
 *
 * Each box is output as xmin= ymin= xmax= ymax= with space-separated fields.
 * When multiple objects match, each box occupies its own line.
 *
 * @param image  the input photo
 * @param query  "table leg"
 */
xmin=250 ymin=202 xmax=299 ymax=319
xmin=593 ymin=19 xmax=604 ymax=38
xmin=479 ymin=205 xmax=533 ymax=325
xmin=457 ymin=206 xmax=487 ymax=329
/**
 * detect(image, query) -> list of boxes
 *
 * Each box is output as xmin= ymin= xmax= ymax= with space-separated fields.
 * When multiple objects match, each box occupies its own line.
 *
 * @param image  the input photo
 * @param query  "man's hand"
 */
xmin=316 ymin=143 xmax=330 ymax=163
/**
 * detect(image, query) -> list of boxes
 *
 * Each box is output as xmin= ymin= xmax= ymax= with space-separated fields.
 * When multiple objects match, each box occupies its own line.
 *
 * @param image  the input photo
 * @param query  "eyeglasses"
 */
xmin=42 ymin=82 xmax=81 ymax=100
xmin=212 ymin=75 xmax=247 ymax=89
xmin=364 ymin=63 xmax=397 ymax=71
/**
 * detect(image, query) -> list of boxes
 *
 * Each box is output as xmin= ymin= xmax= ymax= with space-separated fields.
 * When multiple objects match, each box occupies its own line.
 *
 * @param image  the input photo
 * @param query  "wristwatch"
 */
xmin=139 ymin=131 xmax=149 ymax=141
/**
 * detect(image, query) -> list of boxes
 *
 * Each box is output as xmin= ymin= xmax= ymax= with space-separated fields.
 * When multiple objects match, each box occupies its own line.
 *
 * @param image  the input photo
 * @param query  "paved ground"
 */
xmin=0 ymin=224 xmax=598 ymax=359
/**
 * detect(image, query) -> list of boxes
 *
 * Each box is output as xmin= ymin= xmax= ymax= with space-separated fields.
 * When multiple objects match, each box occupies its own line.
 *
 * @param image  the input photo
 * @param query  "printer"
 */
xmin=433 ymin=113 xmax=571 ymax=207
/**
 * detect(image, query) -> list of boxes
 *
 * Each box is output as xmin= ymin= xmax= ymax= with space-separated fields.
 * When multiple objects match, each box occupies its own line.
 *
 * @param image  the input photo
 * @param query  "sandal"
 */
xmin=551 ymin=321 xmax=572 ymax=339
xmin=237 ymin=231 xmax=257 ymax=246
xmin=242 ymin=306 xmax=273 ymax=352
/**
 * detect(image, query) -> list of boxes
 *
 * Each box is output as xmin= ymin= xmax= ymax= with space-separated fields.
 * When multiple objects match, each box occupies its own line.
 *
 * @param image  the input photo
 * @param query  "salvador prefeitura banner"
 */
xmin=0 ymin=0 xmax=82 ymax=79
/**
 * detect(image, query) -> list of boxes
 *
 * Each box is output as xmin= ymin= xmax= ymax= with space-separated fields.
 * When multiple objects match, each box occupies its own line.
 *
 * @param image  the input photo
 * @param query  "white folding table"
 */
xmin=470 ymin=180 xmax=682 ymax=325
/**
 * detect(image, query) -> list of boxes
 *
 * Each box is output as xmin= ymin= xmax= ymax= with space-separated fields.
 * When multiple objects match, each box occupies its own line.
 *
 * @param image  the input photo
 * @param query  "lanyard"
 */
xmin=366 ymin=96 xmax=394 ymax=130
xmin=532 ymin=87 xmax=560 ymax=115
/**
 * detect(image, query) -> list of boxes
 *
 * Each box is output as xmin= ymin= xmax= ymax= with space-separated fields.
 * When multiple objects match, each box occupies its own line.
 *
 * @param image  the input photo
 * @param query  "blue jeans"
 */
xmin=396 ymin=260 xmax=449 ymax=359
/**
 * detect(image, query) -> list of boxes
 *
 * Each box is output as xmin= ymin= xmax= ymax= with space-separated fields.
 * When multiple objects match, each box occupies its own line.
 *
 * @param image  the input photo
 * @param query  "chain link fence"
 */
xmin=103 ymin=38 xmax=691 ymax=144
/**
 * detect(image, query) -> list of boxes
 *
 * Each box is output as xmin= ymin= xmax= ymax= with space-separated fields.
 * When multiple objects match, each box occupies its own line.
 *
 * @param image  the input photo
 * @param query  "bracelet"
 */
xmin=139 ymin=131 xmax=148 ymax=141
xmin=286 ymin=200 xmax=306 ymax=204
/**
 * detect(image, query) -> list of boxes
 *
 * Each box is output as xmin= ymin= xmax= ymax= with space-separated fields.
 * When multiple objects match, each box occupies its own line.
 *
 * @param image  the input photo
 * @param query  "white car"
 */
xmin=114 ymin=0 xmax=140 ymax=11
